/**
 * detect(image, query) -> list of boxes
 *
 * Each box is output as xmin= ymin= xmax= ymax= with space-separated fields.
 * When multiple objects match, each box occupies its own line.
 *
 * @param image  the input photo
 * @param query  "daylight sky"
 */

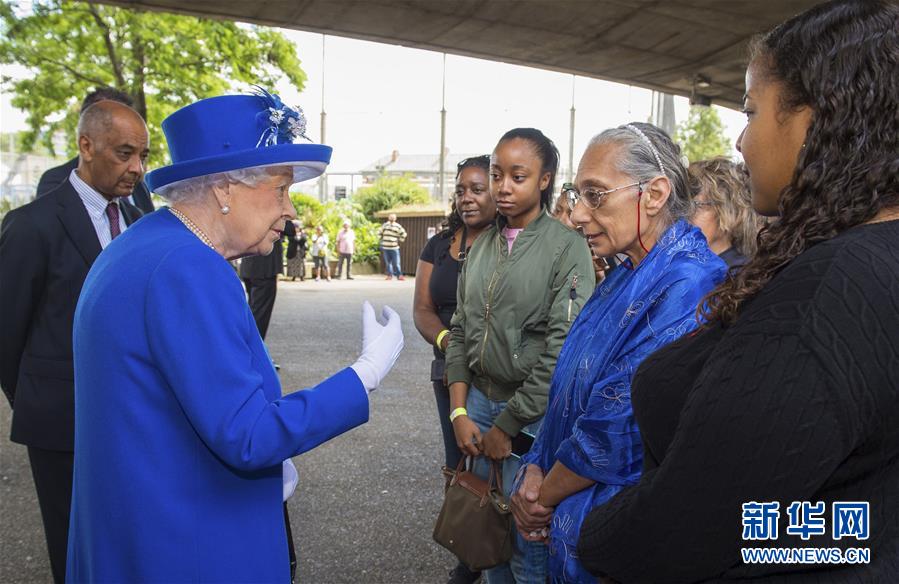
xmin=1 ymin=27 xmax=748 ymax=180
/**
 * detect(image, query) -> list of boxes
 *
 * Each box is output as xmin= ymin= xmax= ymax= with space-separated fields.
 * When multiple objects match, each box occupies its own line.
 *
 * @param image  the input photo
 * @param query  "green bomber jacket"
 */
xmin=445 ymin=210 xmax=595 ymax=436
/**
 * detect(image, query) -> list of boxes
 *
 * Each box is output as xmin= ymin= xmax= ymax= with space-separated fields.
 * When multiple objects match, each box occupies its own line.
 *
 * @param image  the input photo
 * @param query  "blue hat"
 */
xmin=145 ymin=88 xmax=331 ymax=192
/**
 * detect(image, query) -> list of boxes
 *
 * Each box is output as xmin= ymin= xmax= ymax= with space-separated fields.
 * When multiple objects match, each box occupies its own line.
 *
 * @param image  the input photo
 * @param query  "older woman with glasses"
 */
xmin=556 ymin=188 xmax=620 ymax=284
xmin=510 ymin=122 xmax=726 ymax=582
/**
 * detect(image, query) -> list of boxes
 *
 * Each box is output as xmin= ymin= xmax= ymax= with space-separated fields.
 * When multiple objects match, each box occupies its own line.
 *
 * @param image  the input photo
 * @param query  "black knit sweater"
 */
xmin=577 ymin=219 xmax=899 ymax=583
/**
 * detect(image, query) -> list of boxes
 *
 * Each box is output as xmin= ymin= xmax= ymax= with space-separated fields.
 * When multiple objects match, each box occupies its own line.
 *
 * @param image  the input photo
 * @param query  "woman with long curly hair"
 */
xmin=577 ymin=0 xmax=898 ymax=581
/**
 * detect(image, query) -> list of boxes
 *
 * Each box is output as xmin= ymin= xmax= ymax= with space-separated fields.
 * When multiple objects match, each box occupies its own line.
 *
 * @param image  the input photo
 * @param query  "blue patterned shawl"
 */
xmin=522 ymin=220 xmax=726 ymax=582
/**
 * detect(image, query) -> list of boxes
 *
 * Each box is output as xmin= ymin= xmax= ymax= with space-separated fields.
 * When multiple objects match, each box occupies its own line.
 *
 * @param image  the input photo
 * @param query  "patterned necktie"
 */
xmin=105 ymin=202 xmax=121 ymax=240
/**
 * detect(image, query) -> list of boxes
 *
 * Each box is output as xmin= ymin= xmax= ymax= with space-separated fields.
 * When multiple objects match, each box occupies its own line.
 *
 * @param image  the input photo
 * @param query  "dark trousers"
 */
xmin=27 ymin=446 xmax=74 ymax=584
xmin=335 ymin=253 xmax=352 ymax=278
xmin=243 ymin=277 xmax=278 ymax=340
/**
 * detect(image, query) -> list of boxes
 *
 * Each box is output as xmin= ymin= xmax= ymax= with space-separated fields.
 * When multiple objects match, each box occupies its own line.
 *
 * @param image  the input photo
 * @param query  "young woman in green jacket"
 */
xmin=444 ymin=128 xmax=594 ymax=583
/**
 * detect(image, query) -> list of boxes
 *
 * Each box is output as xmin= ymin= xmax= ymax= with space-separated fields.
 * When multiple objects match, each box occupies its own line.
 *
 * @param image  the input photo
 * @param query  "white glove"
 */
xmin=350 ymin=301 xmax=404 ymax=392
xmin=282 ymin=459 xmax=298 ymax=502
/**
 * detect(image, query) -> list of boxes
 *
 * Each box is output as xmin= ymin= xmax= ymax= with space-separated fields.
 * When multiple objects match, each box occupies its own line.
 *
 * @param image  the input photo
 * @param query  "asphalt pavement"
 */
xmin=0 ymin=275 xmax=460 ymax=583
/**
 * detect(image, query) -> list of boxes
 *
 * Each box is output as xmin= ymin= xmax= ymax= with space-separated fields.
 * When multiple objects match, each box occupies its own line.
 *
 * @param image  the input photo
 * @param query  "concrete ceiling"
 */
xmin=94 ymin=0 xmax=822 ymax=109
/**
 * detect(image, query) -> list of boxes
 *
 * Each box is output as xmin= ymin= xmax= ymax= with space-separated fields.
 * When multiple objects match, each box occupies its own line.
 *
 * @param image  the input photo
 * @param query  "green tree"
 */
xmin=675 ymin=106 xmax=731 ymax=164
xmin=0 ymin=0 xmax=306 ymax=166
xmin=352 ymin=174 xmax=431 ymax=218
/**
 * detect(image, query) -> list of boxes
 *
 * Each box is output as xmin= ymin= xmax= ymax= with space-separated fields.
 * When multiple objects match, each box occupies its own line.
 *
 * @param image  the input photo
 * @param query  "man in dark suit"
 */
xmin=0 ymin=101 xmax=148 ymax=583
xmin=36 ymin=87 xmax=155 ymax=214
xmin=239 ymin=233 xmax=285 ymax=341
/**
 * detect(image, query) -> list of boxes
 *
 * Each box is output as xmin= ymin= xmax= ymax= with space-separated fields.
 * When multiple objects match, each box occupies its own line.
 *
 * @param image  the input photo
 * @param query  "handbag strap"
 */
xmin=490 ymin=460 xmax=504 ymax=494
xmin=448 ymin=455 xmax=468 ymax=487
xmin=450 ymin=456 xmax=505 ymax=503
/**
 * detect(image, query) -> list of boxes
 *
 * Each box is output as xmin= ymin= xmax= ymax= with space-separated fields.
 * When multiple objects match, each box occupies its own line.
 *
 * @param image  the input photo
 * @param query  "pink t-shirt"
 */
xmin=501 ymin=226 xmax=524 ymax=254
xmin=337 ymin=229 xmax=355 ymax=255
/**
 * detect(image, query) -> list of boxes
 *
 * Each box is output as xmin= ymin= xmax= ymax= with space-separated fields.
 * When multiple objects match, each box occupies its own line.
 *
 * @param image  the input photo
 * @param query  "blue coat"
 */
xmin=522 ymin=220 xmax=726 ymax=582
xmin=66 ymin=210 xmax=369 ymax=583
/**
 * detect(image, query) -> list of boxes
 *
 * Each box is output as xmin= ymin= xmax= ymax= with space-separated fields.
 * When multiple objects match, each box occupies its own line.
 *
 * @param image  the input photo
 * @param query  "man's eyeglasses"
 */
xmin=562 ymin=181 xmax=644 ymax=210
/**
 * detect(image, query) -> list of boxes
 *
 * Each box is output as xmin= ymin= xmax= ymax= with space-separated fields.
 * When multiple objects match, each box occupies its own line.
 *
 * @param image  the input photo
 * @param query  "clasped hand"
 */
xmin=510 ymin=464 xmax=552 ymax=543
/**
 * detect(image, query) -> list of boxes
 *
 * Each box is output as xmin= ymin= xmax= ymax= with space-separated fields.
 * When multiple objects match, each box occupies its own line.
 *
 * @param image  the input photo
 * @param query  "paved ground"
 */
xmin=0 ymin=275 xmax=461 ymax=583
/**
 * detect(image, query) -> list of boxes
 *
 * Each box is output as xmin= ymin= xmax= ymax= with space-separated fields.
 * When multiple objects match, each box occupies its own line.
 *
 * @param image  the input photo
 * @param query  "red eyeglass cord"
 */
xmin=636 ymin=185 xmax=651 ymax=255
xmin=623 ymin=185 xmax=651 ymax=270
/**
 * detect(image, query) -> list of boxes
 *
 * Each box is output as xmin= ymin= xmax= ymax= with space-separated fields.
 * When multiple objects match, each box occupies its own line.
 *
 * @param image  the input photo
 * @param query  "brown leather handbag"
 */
xmin=432 ymin=457 xmax=513 ymax=570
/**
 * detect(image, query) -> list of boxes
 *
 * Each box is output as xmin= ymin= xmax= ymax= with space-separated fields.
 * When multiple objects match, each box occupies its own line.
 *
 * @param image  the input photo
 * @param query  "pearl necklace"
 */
xmin=169 ymin=207 xmax=216 ymax=250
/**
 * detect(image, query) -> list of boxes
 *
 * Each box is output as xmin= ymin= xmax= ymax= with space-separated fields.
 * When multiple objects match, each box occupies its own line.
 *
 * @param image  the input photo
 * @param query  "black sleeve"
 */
xmin=0 ymin=209 xmax=48 ymax=406
xmin=577 ymin=325 xmax=854 ymax=582
xmin=420 ymin=232 xmax=441 ymax=263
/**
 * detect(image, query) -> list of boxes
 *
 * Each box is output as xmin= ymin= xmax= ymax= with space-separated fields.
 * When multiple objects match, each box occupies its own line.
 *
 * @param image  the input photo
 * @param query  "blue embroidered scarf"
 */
xmin=522 ymin=220 xmax=726 ymax=582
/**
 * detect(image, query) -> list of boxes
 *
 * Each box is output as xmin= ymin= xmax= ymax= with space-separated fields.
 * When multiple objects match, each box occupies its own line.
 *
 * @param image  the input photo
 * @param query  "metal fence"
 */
xmin=1 ymin=149 xmax=67 ymax=211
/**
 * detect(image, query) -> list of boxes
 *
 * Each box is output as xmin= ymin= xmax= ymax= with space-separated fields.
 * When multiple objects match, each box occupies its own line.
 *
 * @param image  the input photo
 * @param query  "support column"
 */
xmin=568 ymin=75 xmax=576 ymax=185
xmin=438 ymin=53 xmax=447 ymax=203
xmin=319 ymin=35 xmax=328 ymax=202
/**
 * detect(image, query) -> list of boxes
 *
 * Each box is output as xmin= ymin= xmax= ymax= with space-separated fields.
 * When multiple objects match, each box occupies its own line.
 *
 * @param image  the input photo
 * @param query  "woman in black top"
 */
xmin=413 ymin=156 xmax=495 ymax=582
xmin=577 ymin=1 xmax=899 ymax=582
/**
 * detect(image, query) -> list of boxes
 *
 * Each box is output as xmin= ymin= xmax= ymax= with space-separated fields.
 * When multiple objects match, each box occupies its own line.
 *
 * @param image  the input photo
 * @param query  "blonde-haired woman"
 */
xmin=688 ymin=157 xmax=764 ymax=268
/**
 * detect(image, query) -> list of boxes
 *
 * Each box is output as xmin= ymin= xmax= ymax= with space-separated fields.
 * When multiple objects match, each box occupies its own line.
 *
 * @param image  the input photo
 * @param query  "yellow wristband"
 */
xmin=435 ymin=329 xmax=450 ymax=352
xmin=449 ymin=407 xmax=468 ymax=423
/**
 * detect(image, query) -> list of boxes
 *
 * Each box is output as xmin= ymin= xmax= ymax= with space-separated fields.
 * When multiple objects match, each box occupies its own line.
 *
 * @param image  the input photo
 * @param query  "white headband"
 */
xmin=625 ymin=124 xmax=667 ymax=176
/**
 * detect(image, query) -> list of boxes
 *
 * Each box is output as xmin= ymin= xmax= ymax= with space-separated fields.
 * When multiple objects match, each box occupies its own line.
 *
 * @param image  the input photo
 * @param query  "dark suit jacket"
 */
xmin=37 ymin=157 xmax=155 ymax=215
xmin=283 ymin=220 xmax=298 ymax=259
xmin=239 ymin=237 xmax=285 ymax=280
xmin=0 ymin=180 xmax=142 ymax=450
xmin=286 ymin=225 xmax=308 ymax=260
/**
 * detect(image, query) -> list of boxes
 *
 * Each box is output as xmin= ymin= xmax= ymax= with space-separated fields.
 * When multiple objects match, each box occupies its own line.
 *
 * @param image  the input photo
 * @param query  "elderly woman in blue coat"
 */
xmin=65 ymin=90 xmax=404 ymax=583
xmin=510 ymin=123 xmax=726 ymax=582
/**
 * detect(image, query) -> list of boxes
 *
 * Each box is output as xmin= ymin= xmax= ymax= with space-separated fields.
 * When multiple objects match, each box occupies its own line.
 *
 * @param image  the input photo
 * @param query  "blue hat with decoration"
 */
xmin=145 ymin=87 xmax=330 ymax=192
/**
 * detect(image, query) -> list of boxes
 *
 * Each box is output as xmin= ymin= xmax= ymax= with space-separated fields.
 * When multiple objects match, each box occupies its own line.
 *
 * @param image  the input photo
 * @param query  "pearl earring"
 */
xmin=221 ymin=205 xmax=230 ymax=215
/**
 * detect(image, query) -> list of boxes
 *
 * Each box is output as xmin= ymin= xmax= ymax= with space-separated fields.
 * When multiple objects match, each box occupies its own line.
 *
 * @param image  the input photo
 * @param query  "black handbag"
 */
xmin=433 ymin=457 xmax=513 ymax=570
